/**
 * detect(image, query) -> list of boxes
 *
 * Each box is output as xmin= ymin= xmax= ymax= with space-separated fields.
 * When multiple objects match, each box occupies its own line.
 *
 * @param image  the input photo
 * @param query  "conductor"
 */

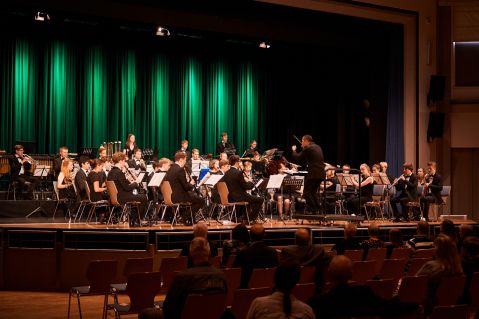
xmin=291 ymin=135 xmax=325 ymax=214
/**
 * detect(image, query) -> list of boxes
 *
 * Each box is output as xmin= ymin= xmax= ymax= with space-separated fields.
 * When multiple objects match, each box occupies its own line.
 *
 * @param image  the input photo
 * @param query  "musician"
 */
xmin=74 ymin=156 xmax=91 ymax=201
xmin=243 ymin=161 xmax=254 ymax=181
xmin=341 ymin=164 xmax=356 ymax=199
xmin=127 ymin=148 xmax=147 ymax=171
xmin=57 ymin=158 xmax=77 ymax=213
xmin=216 ymin=132 xmax=233 ymax=155
xmin=107 ymin=152 xmax=148 ymax=226
xmin=9 ymin=144 xmax=40 ymax=200
xmin=87 ymin=159 xmax=109 ymax=223
xmin=322 ymin=166 xmax=339 ymax=213
xmin=420 ymin=161 xmax=443 ymax=221
xmin=186 ymin=148 xmax=201 ymax=175
xmin=147 ymin=157 xmax=171 ymax=203
xmin=251 ymin=151 xmax=267 ymax=177
xmin=98 ymin=146 xmax=107 ymax=159
xmin=291 ymin=135 xmax=325 ymax=214
xmin=100 ymin=158 xmax=112 ymax=185
xmin=178 ymin=139 xmax=190 ymax=160
xmin=346 ymin=163 xmax=375 ymax=215
xmin=243 ymin=139 xmax=258 ymax=158
xmin=391 ymin=162 xmax=418 ymax=222
xmin=417 ymin=167 xmax=426 ymax=186
xmin=221 ymin=155 xmax=263 ymax=222
xmin=53 ymin=146 xmax=69 ymax=178
xmin=269 ymin=160 xmax=294 ymax=219
xmin=219 ymin=152 xmax=228 ymax=161
xmin=371 ymin=164 xmax=381 ymax=174
xmin=164 ymin=152 xmax=204 ymax=225
xmin=380 ymin=161 xmax=394 ymax=184
xmin=123 ymin=133 xmax=137 ymax=159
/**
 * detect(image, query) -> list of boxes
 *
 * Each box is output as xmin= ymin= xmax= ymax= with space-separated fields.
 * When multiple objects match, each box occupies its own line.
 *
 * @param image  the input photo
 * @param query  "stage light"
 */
xmin=34 ymin=12 xmax=50 ymax=22
xmin=259 ymin=41 xmax=271 ymax=49
xmin=156 ymin=26 xmax=170 ymax=37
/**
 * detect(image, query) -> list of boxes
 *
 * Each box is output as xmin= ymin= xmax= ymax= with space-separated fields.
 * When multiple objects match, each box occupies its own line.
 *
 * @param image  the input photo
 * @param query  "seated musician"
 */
xmin=417 ymin=167 xmax=426 ymax=186
xmin=9 ymin=144 xmax=40 ymax=200
xmin=267 ymin=160 xmax=295 ymax=220
xmin=221 ymin=155 xmax=263 ymax=223
xmin=127 ymin=148 xmax=147 ymax=171
xmin=219 ymin=152 xmax=228 ymax=161
xmin=251 ymin=151 xmax=267 ymax=177
xmin=87 ymin=159 xmax=109 ymax=223
xmin=147 ymin=157 xmax=171 ymax=203
xmin=380 ymin=161 xmax=394 ymax=184
xmin=98 ymin=146 xmax=107 ymax=159
xmin=371 ymin=164 xmax=381 ymax=174
xmin=243 ymin=139 xmax=258 ymax=158
xmin=420 ymin=161 xmax=443 ymax=222
xmin=107 ymin=152 xmax=148 ymax=227
xmin=391 ymin=162 xmax=418 ymax=222
xmin=322 ymin=166 xmax=339 ymax=213
xmin=53 ymin=146 xmax=69 ymax=179
xmin=74 ymin=156 xmax=91 ymax=201
xmin=164 ymin=152 xmax=204 ymax=225
xmin=186 ymin=148 xmax=201 ymax=176
xmin=346 ymin=163 xmax=375 ymax=215
xmin=57 ymin=159 xmax=77 ymax=214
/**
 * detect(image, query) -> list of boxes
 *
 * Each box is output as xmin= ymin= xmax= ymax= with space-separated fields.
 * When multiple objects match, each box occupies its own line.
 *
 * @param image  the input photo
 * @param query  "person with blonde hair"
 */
xmin=57 ymin=158 xmax=77 ymax=214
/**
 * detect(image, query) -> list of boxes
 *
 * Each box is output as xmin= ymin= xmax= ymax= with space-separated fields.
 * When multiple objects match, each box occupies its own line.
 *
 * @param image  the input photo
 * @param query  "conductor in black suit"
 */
xmin=74 ymin=156 xmax=90 ymax=201
xmin=221 ymin=155 xmax=263 ymax=222
xmin=164 ymin=152 xmax=204 ymax=224
xmin=391 ymin=162 xmax=418 ymax=222
xmin=291 ymin=135 xmax=325 ymax=213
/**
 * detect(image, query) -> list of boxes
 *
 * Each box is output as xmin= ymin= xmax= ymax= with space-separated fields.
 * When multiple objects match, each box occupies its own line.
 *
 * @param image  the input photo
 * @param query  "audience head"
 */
xmin=344 ymin=223 xmax=357 ymax=239
xmin=368 ymin=222 xmax=380 ymax=238
xmin=232 ymin=223 xmax=250 ymax=245
xmin=459 ymin=224 xmax=474 ymax=240
xmin=461 ymin=236 xmax=479 ymax=259
xmin=250 ymin=224 xmax=265 ymax=242
xmin=138 ymin=307 xmax=164 ymax=319
xmin=274 ymin=261 xmax=301 ymax=317
xmin=434 ymin=234 xmax=462 ymax=274
xmin=328 ymin=255 xmax=353 ymax=286
xmin=295 ymin=228 xmax=311 ymax=246
xmin=440 ymin=219 xmax=458 ymax=242
xmin=193 ymin=222 xmax=208 ymax=239
xmin=189 ymin=237 xmax=211 ymax=265
xmin=389 ymin=228 xmax=404 ymax=247
xmin=417 ymin=220 xmax=429 ymax=236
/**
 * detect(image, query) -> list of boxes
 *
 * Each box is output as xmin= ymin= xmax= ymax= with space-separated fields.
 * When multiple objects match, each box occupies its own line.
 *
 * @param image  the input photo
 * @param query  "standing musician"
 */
xmin=178 ymin=139 xmax=190 ymax=160
xmin=417 ymin=167 xmax=427 ymax=186
xmin=221 ymin=155 xmax=263 ymax=222
xmin=9 ymin=144 xmax=40 ymax=200
xmin=107 ymin=152 xmax=148 ymax=226
xmin=74 ymin=156 xmax=91 ymax=201
xmin=127 ymin=148 xmax=147 ymax=171
xmin=216 ymin=132 xmax=234 ymax=155
xmin=291 ymin=135 xmax=325 ymax=214
xmin=420 ymin=161 xmax=443 ymax=222
xmin=391 ymin=162 xmax=418 ymax=222
xmin=346 ymin=163 xmax=375 ymax=215
xmin=164 ymin=152 xmax=204 ymax=225
xmin=123 ymin=133 xmax=137 ymax=160
xmin=53 ymin=146 xmax=69 ymax=178
xmin=243 ymin=139 xmax=258 ymax=158
xmin=57 ymin=158 xmax=77 ymax=214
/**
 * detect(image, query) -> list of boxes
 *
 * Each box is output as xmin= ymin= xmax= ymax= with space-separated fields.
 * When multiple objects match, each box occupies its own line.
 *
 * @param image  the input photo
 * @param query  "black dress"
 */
xmin=87 ymin=171 xmax=107 ymax=202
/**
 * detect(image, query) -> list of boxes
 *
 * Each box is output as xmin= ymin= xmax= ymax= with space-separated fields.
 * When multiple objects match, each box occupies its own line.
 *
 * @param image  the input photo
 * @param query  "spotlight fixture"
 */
xmin=34 ymin=11 xmax=50 ymax=22
xmin=259 ymin=41 xmax=271 ymax=49
xmin=156 ymin=26 xmax=170 ymax=37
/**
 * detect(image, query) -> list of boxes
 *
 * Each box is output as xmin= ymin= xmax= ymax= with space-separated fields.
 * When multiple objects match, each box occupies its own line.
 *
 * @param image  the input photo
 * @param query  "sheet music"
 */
xmin=135 ymin=172 xmax=145 ymax=184
xmin=148 ymin=172 xmax=166 ymax=187
xmin=266 ymin=174 xmax=286 ymax=189
xmin=34 ymin=165 xmax=50 ymax=177
xmin=337 ymin=173 xmax=354 ymax=186
xmin=146 ymin=165 xmax=153 ymax=173
xmin=204 ymin=174 xmax=223 ymax=186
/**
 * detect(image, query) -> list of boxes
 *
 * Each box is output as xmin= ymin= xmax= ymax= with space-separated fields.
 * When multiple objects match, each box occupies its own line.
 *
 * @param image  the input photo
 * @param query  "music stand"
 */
xmin=34 ymin=165 xmax=50 ymax=200
xmin=281 ymin=177 xmax=304 ymax=222
xmin=372 ymin=172 xmax=392 ymax=218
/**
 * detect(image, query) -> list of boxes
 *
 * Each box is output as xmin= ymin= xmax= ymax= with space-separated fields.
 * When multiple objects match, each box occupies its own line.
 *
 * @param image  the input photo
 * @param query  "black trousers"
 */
xmin=14 ymin=175 xmax=40 ymax=199
xmin=420 ymin=195 xmax=439 ymax=220
xmin=303 ymin=176 xmax=322 ymax=212
xmin=390 ymin=195 xmax=412 ymax=219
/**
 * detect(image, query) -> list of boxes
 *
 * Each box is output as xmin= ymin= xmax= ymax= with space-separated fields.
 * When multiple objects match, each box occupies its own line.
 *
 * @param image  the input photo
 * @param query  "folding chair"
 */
xmin=429 ymin=185 xmax=451 ymax=221
xmin=216 ymin=181 xmax=250 ymax=224
xmin=159 ymin=181 xmax=193 ymax=226
xmin=84 ymin=181 xmax=109 ymax=223
xmin=110 ymin=257 xmax=154 ymax=298
xmin=106 ymin=181 xmax=141 ymax=226
xmin=363 ymin=185 xmax=386 ymax=220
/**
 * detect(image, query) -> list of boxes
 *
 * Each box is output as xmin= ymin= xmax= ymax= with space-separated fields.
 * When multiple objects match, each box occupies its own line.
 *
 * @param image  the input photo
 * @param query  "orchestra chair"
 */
xmin=159 ymin=181 xmax=193 ymax=226
xmin=110 ymin=257 xmax=154 ymax=300
xmin=430 ymin=304 xmax=469 ymax=319
xmin=429 ymin=185 xmax=451 ymax=221
xmin=396 ymin=275 xmax=428 ymax=305
xmin=222 ymin=267 xmax=241 ymax=306
xmin=159 ymin=256 xmax=188 ymax=292
xmin=363 ymin=185 xmax=386 ymax=220
xmin=344 ymin=249 xmax=363 ymax=262
xmin=406 ymin=257 xmax=433 ymax=276
xmin=436 ymin=274 xmax=466 ymax=306
xmin=108 ymin=271 xmax=162 ymax=319
xmin=248 ymin=267 xmax=276 ymax=289
xmin=365 ymin=278 xmax=396 ymax=300
xmin=52 ymin=181 xmax=71 ymax=220
xmin=292 ymin=282 xmax=316 ymax=302
xmin=405 ymin=185 xmax=424 ymax=220
xmin=6 ymin=178 xmax=20 ymax=200
xmin=216 ymin=181 xmax=250 ymax=224
xmin=84 ymin=181 xmax=110 ymax=223
xmin=72 ymin=181 xmax=90 ymax=222
xmin=351 ymin=260 xmax=377 ymax=284
xmin=181 ymin=293 xmax=227 ymax=319
xmin=67 ymin=259 xmax=118 ymax=319
xmin=106 ymin=181 xmax=141 ymax=226
xmin=230 ymin=287 xmax=271 ymax=319
xmin=389 ymin=247 xmax=412 ymax=260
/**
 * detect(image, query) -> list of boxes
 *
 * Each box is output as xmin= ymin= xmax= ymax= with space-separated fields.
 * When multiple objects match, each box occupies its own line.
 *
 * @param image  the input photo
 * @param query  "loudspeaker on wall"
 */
xmin=427 ymin=75 xmax=445 ymax=105
xmin=427 ymin=111 xmax=445 ymax=142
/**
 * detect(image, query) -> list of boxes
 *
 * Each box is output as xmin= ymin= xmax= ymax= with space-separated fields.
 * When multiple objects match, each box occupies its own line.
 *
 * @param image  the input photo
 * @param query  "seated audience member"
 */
xmin=222 ymin=223 xmax=250 ymax=267
xmin=385 ymin=228 xmax=405 ymax=259
xmin=233 ymin=224 xmax=279 ymax=288
xmin=331 ymin=223 xmax=361 ymax=255
xmin=416 ymin=234 xmax=463 ymax=314
xmin=162 ymin=237 xmax=227 ymax=319
xmin=180 ymin=222 xmax=218 ymax=267
xmin=246 ymin=262 xmax=315 ymax=319
xmin=308 ymin=255 xmax=419 ymax=319
xmin=361 ymin=223 xmax=384 ymax=258
xmin=459 ymin=236 xmax=479 ymax=305
xmin=458 ymin=224 xmax=475 ymax=251
xmin=440 ymin=219 xmax=459 ymax=244
xmin=406 ymin=220 xmax=434 ymax=250
xmin=281 ymin=228 xmax=331 ymax=291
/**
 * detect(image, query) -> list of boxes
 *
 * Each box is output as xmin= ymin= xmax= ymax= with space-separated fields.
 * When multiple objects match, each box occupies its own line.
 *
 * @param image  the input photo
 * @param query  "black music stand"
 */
xmin=336 ymin=173 xmax=354 ymax=215
xmin=281 ymin=177 xmax=303 ymax=222
xmin=372 ymin=172 xmax=392 ymax=218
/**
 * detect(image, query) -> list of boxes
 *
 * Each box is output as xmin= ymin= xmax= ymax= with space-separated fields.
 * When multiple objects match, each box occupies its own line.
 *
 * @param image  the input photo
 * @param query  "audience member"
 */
xmin=180 ymin=222 xmax=218 ymax=267
xmin=458 ymin=224 xmax=475 ymax=251
xmin=162 ymin=237 xmax=227 ymax=319
xmin=416 ymin=234 xmax=463 ymax=314
xmin=246 ymin=262 xmax=315 ymax=319
xmin=458 ymin=236 xmax=479 ymax=305
xmin=233 ymin=224 xmax=279 ymax=288
xmin=440 ymin=219 xmax=459 ymax=244
xmin=361 ymin=223 xmax=384 ymax=259
xmin=406 ymin=221 xmax=434 ymax=250
xmin=222 ymin=223 xmax=250 ymax=267
xmin=308 ymin=255 xmax=419 ymax=319
xmin=331 ymin=223 xmax=360 ymax=255
xmin=385 ymin=228 xmax=405 ymax=258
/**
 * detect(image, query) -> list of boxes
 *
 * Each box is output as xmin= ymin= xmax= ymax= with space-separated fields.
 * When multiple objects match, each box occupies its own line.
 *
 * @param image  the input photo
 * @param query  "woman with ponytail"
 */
xmin=246 ymin=262 xmax=315 ymax=319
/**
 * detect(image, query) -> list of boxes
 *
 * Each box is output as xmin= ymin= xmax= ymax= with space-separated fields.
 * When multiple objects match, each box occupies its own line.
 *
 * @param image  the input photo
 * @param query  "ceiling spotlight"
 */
xmin=34 ymin=11 xmax=50 ymax=22
xmin=259 ymin=41 xmax=271 ymax=49
xmin=156 ymin=26 xmax=170 ymax=37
